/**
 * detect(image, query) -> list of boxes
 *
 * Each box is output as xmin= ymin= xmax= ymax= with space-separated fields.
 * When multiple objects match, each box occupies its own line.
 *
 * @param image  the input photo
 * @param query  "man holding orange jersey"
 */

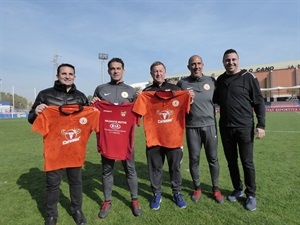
xmin=28 ymin=63 xmax=89 ymax=225
xmin=133 ymin=61 xmax=191 ymax=210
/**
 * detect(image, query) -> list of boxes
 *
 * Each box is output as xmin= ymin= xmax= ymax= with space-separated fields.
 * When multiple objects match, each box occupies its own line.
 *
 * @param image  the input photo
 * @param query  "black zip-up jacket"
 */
xmin=143 ymin=81 xmax=181 ymax=91
xmin=213 ymin=69 xmax=265 ymax=129
xmin=28 ymin=80 xmax=89 ymax=124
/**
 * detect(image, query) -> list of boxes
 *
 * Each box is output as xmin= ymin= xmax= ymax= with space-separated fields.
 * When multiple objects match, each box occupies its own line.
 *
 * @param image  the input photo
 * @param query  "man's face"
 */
xmin=188 ymin=56 xmax=204 ymax=78
xmin=108 ymin=62 xmax=124 ymax=82
xmin=57 ymin=66 xmax=75 ymax=87
xmin=223 ymin=53 xmax=239 ymax=74
xmin=151 ymin=64 xmax=166 ymax=85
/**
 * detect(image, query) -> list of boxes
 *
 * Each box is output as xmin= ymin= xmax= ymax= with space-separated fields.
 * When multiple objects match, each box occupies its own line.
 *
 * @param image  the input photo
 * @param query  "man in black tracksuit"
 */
xmin=213 ymin=49 xmax=265 ymax=211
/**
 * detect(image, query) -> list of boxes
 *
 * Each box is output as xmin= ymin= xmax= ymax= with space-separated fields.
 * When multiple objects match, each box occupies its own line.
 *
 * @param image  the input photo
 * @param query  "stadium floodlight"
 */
xmin=98 ymin=53 xmax=109 ymax=84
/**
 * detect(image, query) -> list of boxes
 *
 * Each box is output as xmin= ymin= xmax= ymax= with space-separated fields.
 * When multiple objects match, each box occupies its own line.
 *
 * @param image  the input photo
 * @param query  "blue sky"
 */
xmin=1 ymin=0 xmax=299 ymax=102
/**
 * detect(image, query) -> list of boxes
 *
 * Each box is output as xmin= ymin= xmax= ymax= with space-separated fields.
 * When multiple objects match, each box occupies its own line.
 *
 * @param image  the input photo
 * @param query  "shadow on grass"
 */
xmin=81 ymin=159 xmax=226 ymax=208
xmin=16 ymin=163 xmax=232 ymax=220
xmin=81 ymin=161 xmax=102 ymax=204
xmin=81 ymin=160 xmax=172 ymax=208
xmin=17 ymin=168 xmax=45 ymax=217
xmin=81 ymin=160 xmax=152 ymax=207
xmin=17 ymin=167 xmax=81 ymax=220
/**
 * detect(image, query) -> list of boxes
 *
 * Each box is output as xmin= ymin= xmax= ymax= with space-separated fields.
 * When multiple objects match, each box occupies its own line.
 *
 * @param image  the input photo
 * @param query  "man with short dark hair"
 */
xmin=92 ymin=57 xmax=142 ymax=218
xmin=213 ymin=49 xmax=266 ymax=211
xmin=28 ymin=63 xmax=89 ymax=225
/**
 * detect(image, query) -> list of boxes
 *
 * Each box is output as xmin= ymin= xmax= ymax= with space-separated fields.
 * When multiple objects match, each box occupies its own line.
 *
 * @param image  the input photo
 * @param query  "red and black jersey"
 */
xmin=93 ymin=101 xmax=140 ymax=160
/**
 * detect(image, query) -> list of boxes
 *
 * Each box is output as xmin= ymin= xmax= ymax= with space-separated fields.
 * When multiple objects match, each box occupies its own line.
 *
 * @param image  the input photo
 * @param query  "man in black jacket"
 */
xmin=28 ymin=63 xmax=89 ymax=225
xmin=213 ymin=49 xmax=265 ymax=211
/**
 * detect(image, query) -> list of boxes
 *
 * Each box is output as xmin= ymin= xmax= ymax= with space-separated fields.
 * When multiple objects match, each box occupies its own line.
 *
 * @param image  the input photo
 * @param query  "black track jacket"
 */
xmin=28 ymin=80 xmax=89 ymax=124
xmin=213 ymin=69 xmax=265 ymax=129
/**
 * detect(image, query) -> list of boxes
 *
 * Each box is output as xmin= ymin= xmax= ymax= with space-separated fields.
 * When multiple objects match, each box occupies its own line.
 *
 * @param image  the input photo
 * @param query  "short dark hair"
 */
xmin=150 ymin=61 xmax=166 ymax=72
xmin=223 ymin=49 xmax=239 ymax=60
xmin=57 ymin=63 xmax=75 ymax=75
xmin=108 ymin=58 xmax=124 ymax=69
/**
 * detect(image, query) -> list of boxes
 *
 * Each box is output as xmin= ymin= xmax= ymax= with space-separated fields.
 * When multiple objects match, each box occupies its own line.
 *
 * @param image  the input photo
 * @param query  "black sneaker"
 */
xmin=72 ymin=210 xmax=86 ymax=225
xmin=45 ymin=216 xmax=57 ymax=225
xmin=245 ymin=196 xmax=257 ymax=211
xmin=227 ymin=190 xmax=244 ymax=202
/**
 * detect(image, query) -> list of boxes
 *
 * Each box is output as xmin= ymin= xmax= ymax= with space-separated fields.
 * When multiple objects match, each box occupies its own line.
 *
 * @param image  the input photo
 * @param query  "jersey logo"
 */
xmin=121 ymin=91 xmax=129 ymax=98
xmin=110 ymin=123 xmax=121 ymax=130
xmin=156 ymin=110 xmax=173 ymax=123
xmin=79 ymin=117 xmax=87 ymax=124
xmin=121 ymin=110 xmax=127 ymax=117
xmin=61 ymin=128 xmax=81 ymax=145
xmin=172 ymin=100 xmax=179 ymax=107
xmin=203 ymin=84 xmax=210 ymax=90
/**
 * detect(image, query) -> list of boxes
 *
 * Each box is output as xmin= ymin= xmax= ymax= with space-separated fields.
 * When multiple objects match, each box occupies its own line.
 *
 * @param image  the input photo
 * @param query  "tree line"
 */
xmin=0 ymin=92 xmax=30 ymax=110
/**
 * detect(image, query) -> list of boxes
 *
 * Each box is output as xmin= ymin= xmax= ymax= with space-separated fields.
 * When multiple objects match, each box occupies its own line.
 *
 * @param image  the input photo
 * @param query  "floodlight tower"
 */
xmin=52 ymin=54 xmax=61 ymax=81
xmin=98 ymin=53 xmax=109 ymax=84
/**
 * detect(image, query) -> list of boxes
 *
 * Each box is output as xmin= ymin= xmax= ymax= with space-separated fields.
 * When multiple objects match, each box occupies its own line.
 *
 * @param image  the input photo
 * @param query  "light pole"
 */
xmin=51 ymin=53 xmax=61 ymax=81
xmin=98 ymin=53 xmax=109 ymax=84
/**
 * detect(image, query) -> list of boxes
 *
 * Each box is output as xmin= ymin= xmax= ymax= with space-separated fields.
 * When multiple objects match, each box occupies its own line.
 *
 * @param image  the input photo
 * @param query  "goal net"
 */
xmin=261 ymin=85 xmax=300 ymax=107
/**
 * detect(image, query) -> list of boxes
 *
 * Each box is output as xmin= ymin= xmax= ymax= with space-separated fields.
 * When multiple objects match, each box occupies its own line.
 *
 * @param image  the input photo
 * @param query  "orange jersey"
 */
xmin=32 ymin=105 xmax=100 ymax=171
xmin=132 ymin=91 xmax=191 ymax=148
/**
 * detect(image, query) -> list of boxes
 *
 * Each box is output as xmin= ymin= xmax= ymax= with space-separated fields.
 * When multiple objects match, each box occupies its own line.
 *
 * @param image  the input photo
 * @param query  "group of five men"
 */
xmin=28 ymin=49 xmax=266 ymax=225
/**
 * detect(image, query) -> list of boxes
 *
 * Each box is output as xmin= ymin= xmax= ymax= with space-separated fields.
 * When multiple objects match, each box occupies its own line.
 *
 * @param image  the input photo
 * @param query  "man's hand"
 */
xmin=136 ymin=90 xmax=142 ymax=95
xmin=35 ymin=103 xmax=48 ymax=115
xmin=255 ymin=128 xmax=265 ymax=139
xmin=188 ymin=89 xmax=195 ymax=104
xmin=90 ymin=97 xmax=101 ymax=104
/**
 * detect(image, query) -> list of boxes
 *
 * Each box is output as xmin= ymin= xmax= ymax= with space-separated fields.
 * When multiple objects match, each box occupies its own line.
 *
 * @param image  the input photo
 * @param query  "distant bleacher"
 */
xmin=270 ymin=100 xmax=299 ymax=108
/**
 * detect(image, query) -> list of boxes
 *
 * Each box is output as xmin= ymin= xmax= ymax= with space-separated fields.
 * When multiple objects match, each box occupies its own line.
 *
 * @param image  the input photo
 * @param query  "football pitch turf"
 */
xmin=0 ymin=111 xmax=299 ymax=225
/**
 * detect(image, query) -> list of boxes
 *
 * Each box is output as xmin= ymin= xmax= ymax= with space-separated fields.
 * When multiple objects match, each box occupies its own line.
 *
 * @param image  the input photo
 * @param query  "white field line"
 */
xmin=265 ymin=130 xmax=300 ymax=133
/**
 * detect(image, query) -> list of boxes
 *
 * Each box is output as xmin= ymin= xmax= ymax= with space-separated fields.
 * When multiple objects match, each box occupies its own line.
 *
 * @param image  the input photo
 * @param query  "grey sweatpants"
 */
xmin=101 ymin=153 xmax=138 ymax=201
xmin=186 ymin=126 xmax=220 ymax=191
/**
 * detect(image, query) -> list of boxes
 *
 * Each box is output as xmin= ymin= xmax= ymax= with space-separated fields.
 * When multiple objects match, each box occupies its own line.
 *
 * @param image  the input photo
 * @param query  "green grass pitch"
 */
xmin=0 ymin=112 xmax=299 ymax=225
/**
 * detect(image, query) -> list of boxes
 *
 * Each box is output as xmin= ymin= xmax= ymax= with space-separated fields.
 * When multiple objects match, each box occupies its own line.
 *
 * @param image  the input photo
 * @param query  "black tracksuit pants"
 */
xmin=45 ymin=167 xmax=82 ymax=218
xmin=220 ymin=126 xmax=256 ymax=197
xmin=146 ymin=146 xmax=183 ymax=195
